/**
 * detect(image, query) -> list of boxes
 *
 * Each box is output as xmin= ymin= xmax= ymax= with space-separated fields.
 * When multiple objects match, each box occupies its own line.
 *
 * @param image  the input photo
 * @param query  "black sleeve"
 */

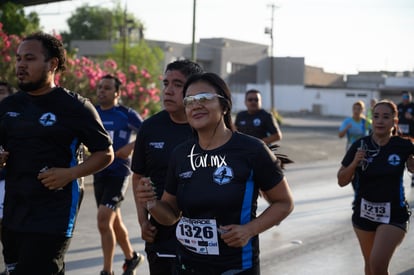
xmin=252 ymin=142 xmax=284 ymax=191
xmin=76 ymin=99 xmax=112 ymax=152
xmin=131 ymin=122 xmax=147 ymax=174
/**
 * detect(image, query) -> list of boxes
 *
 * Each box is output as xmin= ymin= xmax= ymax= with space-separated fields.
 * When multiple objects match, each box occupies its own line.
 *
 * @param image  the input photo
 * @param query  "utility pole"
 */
xmin=122 ymin=3 xmax=127 ymax=72
xmin=265 ymin=4 xmax=276 ymax=112
xmin=191 ymin=0 xmax=197 ymax=62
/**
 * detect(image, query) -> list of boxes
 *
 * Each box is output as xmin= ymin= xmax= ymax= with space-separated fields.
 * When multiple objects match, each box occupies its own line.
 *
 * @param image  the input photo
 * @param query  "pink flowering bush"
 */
xmin=0 ymin=23 xmax=161 ymax=118
xmin=0 ymin=23 xmax=21 ymax=86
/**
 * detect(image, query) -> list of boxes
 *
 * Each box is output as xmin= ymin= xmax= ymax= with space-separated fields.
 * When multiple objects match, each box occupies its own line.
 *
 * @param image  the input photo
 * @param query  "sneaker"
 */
xmin=122 ymin=251 xmax=144 ymax=275
xmin=100 ymin=271 xmax=114 ymax=275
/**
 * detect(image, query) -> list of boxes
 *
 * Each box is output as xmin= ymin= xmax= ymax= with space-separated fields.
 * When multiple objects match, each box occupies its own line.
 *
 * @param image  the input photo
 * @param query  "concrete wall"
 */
xmin=232 ymin=83 xmax=378 ymax=118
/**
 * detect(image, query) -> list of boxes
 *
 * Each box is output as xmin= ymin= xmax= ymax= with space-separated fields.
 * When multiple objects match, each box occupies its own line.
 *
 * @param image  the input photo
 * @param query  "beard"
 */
xmin=18 ymin=70 xmax=49 ymax=92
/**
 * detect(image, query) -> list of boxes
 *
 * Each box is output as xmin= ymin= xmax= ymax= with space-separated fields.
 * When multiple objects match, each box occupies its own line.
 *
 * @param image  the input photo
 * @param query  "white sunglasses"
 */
xmin=183 ymin=92 xmax=224 ymax=108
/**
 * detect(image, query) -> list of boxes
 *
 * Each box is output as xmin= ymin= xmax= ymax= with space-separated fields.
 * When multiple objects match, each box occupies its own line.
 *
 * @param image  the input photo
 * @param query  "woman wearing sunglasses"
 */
xmin=136 ymin=72 xmax=294 ymax=274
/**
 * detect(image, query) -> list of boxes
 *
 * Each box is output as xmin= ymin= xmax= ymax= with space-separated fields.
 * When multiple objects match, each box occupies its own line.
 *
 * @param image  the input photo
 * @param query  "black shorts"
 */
xmin=176 ymin=256 xmax=260 ymax=275
xmin=352 ymin=200 xmax=411 ymax=232
xmin=93 ymin=175 xmax=127 ymax=210
xmin=352 ymin=213 xmax=410 ymax=232
xmin=145 ymin=250 xmax=176 ymax=275
xmin=2 ymin=227 xmax=71 ymax=274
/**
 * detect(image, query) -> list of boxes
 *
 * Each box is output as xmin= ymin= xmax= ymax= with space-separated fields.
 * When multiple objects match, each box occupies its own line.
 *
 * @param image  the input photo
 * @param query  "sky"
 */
xmin=25 ymin=0 xmax=414 ymax=75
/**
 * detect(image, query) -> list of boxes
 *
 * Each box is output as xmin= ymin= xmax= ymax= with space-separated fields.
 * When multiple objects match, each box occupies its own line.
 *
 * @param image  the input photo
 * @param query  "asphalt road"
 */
xmin=65 ymin=115 xmax=414 ymax=274
xmin=3 ymin=115 xmax=414 ymax=274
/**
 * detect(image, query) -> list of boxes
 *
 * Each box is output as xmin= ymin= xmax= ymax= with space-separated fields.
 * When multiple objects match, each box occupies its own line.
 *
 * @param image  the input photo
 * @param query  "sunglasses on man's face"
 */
xmin=247 ymin=98 xmax=259 ymax=102
xmin=183 ymin=92 xmax=224 ymax=108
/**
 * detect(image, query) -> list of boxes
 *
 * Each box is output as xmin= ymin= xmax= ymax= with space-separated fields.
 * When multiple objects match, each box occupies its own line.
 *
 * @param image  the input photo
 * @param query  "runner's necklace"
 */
xmin=368 ymin=137 xmax=381 ymax=158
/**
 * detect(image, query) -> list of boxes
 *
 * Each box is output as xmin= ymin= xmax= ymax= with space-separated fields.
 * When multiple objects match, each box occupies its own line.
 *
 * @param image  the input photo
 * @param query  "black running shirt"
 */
xmin=131 ymin=110 xmax=194 ymax=254
xmin=165 ymin=132 xmax=284 ymax=271
xmin=0 ymin=88 xmax=112 ymax=237
xmin=342 ymin=135 xmax=414 ymax=223
xmin=235 ymin=109 xmax=280 ymax=140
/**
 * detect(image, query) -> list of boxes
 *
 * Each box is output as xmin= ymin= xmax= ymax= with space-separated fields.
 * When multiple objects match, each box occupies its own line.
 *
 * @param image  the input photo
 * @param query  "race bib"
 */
xmin=360 ymin=198 xmax=391 ymax=224
xmin=176 ymin=217 xmax=220 ymax=255
xmin=399 ymin=124 xmax=409 ymax=134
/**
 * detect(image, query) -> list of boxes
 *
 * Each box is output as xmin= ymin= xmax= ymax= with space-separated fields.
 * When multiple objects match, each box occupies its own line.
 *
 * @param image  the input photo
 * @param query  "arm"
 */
xmin=116 ymin=141 xmax=136 ymax=159
xmin=263 ymin=113 xmax=282 ymax=144
xmin=263 ymin=132 xmax=282 ymax=145
xmin=220 ymin=177 xmax=294 ymax=247
xmin=135 ymin=177 xmax=181 ymax=226
xmin=407 ymin=154 xmax=414 ymax=173
xmin=132 ymin=172 xmax=157 ymax=242
xmin=338 ymin=123 xmax=351 ymax=138
xmin=117 ymin=109 xmax=142 ymax=159
xmin=337 ymin=148 xmax=365 ymax=187
xmin=38 ymin=148 xmax=114 ymax=190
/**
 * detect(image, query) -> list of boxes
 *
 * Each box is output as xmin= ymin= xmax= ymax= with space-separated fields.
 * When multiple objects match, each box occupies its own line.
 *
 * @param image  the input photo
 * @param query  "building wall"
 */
xmin=257 ymin=57 xmax=305 ymax=85
xmin=233 ymin=83 xmax=378 ymax=117
xmin=70 ymin=38 xmax=413 ymax=118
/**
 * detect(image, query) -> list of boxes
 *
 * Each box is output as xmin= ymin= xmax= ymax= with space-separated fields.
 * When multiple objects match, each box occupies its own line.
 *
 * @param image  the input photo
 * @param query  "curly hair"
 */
xmin=22 ymin=32 xmax=66 ymax=73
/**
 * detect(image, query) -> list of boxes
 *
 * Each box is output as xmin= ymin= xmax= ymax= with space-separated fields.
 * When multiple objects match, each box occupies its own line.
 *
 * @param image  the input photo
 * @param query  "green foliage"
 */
xmin=63 ymin=5 xmax=114 ymax=40
xmin=56 ymin=0 xmax=163 ymax=116
xmin=110 ymin=40 xmax=164 ymax=76
xmin=57 ymin=56 xmax=162 ymax=118
xmin=61 ymin=2 xmax=144 ymax=43
xmin=0 ymin=2 xmax=40 ymax=35
xmin=0 ymin=25 xmax=162 ymax=118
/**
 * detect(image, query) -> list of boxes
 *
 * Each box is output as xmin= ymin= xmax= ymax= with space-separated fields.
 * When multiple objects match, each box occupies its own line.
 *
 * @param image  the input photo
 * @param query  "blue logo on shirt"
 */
xmin=213 ymin=166 xmax=233 ymax=185
xmin=39 ymin=112 xmax=57 ymax=126
xmin=388 ymin=154 xmax=401 ymax=166
xmin=253 ymin=118 xmax=262 ymax=127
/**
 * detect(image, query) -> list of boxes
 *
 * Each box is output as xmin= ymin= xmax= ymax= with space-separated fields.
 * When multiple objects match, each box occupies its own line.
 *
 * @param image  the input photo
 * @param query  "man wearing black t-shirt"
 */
xmin=131 ymin=60 xmax=203 ymax=275
xmin=0 ymin=32 xmax=114 ymax=274
xmin=235 ymin=89 xmax=282 ymax=145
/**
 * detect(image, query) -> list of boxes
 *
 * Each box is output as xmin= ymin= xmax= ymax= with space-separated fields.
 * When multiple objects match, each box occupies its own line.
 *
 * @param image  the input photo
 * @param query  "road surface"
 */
xmin=64 ymin=115 xmax=414 ymax=275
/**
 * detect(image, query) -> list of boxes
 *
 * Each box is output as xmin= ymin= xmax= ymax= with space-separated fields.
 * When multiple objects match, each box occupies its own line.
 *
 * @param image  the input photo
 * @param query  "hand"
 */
xmin=405 ymin=112 xmax=413 ymax=120
xmin=0 ymin=150 xmax=9 ymax=168
xmin=135 ymin=177 xmax=157 ymax=206
xmin=353 ymin=148 xmax=365 ymax=166
xmin=140 ymin=220 xmax=158 ymax=243
xmin=407 ymin=154 xmax=414 ymax=173
xmin=37 ymin=167 xmax=73 ymax=190
xmin=219 ymin=224 xmax=253 ymax=248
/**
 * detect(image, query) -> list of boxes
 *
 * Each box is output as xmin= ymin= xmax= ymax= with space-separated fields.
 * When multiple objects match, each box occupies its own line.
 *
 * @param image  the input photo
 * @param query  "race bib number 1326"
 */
xmin=176 ymin=217 xmax=220 ymax=255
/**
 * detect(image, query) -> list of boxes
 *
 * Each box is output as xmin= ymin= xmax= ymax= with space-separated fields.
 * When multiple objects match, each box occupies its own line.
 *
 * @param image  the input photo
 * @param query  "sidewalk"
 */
xmin=281 ymin=114 xmax=343 ymax=128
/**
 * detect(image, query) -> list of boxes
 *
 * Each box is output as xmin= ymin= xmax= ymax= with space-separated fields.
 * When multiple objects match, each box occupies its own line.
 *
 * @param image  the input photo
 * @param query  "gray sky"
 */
xmin=26 ymin=0 xmax=414 ymax=74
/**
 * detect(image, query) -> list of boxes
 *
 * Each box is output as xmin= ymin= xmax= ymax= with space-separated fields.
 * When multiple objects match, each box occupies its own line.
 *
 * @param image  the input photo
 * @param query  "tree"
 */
xmin=60 ymin=1 xmax=164 ymax=107
xmin=0 ymin=2 xmax=40 ymax=36
xmin=110 ymin=40 xmax=164 ymax=78
xmin=62 ymin=5 xmax=113 ymax=41
xmin=0 ymin=25 xmax=161 ymax=117
xmin=61 ymin=2 xmax=144 ymax=43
